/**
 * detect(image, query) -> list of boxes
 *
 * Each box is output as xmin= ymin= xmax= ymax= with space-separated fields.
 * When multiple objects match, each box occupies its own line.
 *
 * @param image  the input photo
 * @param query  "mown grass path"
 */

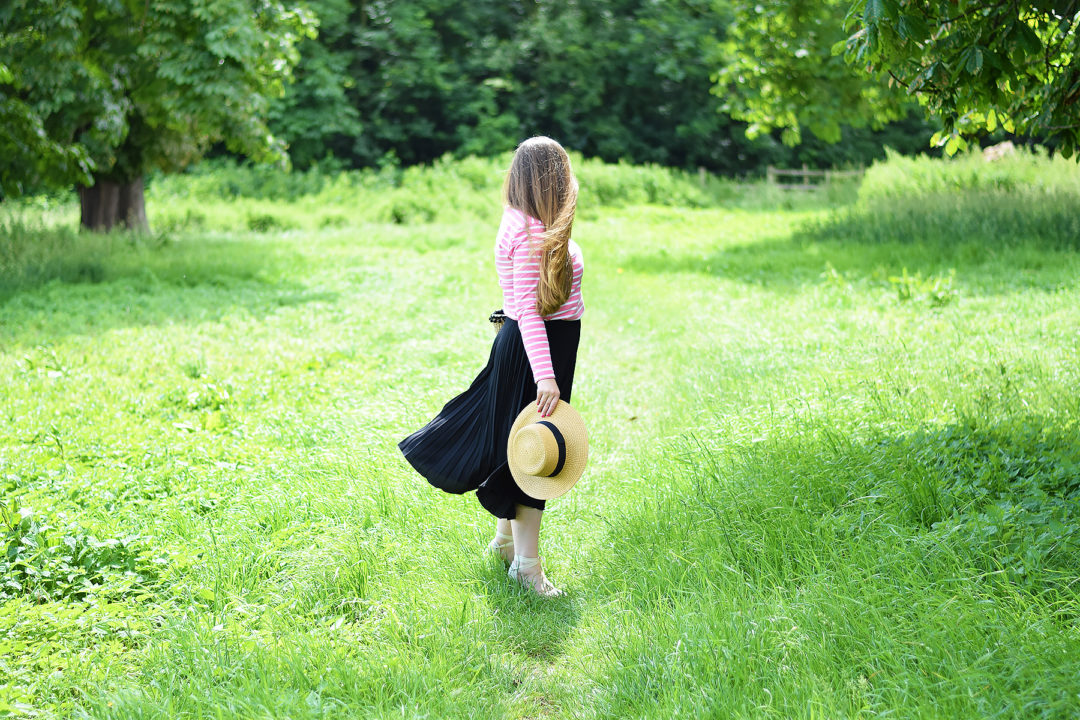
xmin=2 ymin=200 xmax=1079 ymax=718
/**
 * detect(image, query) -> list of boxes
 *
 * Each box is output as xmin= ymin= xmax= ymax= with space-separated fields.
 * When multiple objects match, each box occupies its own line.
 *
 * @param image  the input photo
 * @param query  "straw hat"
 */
xmin=507 ymin=400 xmax=588 ymax=500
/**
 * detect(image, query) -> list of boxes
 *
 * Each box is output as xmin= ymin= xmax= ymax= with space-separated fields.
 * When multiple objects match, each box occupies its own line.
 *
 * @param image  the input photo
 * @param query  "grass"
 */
xmin=1 ymin=150 xmax=1079 ymax=718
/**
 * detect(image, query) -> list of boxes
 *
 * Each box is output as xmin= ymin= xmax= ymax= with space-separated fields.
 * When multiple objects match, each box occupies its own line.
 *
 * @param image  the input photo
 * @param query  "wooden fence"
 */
xmin=766 ymin=164 xmax=864 ymax=191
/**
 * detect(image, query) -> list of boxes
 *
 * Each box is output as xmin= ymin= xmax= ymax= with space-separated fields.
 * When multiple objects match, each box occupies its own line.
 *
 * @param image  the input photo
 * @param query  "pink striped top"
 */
xmin=495 ymin=206 xmax=585 ymax=383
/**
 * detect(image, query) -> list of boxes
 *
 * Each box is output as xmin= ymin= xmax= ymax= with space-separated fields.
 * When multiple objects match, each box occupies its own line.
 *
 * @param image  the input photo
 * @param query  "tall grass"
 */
xmin=859 ymin=146 xmax=1080 ymax=198
xmin=804 ymin=148 xmax=1080 ymax=250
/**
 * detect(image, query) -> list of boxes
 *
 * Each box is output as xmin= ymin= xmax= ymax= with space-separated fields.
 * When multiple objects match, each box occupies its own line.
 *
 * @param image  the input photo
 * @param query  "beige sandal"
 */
xmin=485 ymin=530 xmax=514 ymax=566
xmin=508 ymin=555 xmax=564 ymax=597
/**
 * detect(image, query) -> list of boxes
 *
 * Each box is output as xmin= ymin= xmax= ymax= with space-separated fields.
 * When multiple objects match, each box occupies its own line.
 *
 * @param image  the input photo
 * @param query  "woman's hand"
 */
xmin=536 ymin=379 xmax=560 ymax=418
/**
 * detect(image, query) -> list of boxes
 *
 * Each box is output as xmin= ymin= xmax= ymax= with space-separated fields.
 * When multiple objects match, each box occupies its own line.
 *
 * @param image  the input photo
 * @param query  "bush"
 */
xmin=147 ymin=158 xmax=340 ymax=201
xmin=146 ymin=153 xmax=719 ymax=222
xmin=246 ymin=212 xmax=298 ymax=233
xmin=574 ymin=157 xmax=711 ymax=208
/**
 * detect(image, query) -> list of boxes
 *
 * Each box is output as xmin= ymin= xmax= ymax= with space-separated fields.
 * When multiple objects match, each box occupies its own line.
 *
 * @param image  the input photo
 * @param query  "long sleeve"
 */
xmin=509 ymin=228 xmax=556 ymax=383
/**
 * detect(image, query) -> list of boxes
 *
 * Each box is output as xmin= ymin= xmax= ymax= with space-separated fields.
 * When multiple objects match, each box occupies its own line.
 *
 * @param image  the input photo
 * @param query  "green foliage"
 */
xmin=858 ymin=146 xmax=1080 ymax=199
xmin=263 ymin=0 xmax=934 ymax=174
xmin=717 ymin=0 xmax=912 ymax=145
xmin=0 ymin=597 xmax=154 ymax=716
xmin=817 ymin=188 xmax=1080 ymax=250
xmin=0 ymin=219 xmax=110 ymax=299
xmin=246 ymin=212 xmax=298 ymax=233
xmin=148 ymin=157 xmax=350 ymax=201
xmin=576 ymin=160 xmax=712 ymax=208
xmin=596 ymin=415 xmax=1080 ymax=715
xmin=139 ymin=154 xmax=719 ymax=231
xmin=266 ymin=0 xmax=362 ymax=169
xmin=842 ymin=0 xmax=1080 ymax=157
xmin=266 ymin=0 xmax=757 ymax=172
xmin=0 ymin=0 xmax=315 ymax=197
xmin=0 ymin=503 xmax=158 ymax=604
xmin=0 ymin=79 xmax=94 ymax=197
xmin=898 ymin=419 xmax=1080 ymax=588
xmin=1 ymin=0 xmax=955 ymax=188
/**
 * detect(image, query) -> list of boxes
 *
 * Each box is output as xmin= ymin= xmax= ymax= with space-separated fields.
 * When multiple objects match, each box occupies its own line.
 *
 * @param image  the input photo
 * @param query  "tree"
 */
xmin=0 ymin=0 xmax=313 ymax=230
xmin=716 ymin=0 xmax=912 ymax=146
xmin=267 ymin=0 xmax=362 ymax=170
xmin=720 ymin=1 xmax=1080 ymax=157
xmin=340 ymin=0 xmax=531 ymax=166
xmin=510 ymin=0 xmax=750 ymax=170
xmin=842 ymin=0 xmax=1080 ymax=157
xmin=269 ymin=0 xmax=809 ymax=174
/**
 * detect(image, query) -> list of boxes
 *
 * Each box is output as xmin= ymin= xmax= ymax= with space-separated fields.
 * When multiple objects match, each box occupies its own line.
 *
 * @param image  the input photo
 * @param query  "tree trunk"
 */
xmin=78 ymin=176 xmax=149 ymax=233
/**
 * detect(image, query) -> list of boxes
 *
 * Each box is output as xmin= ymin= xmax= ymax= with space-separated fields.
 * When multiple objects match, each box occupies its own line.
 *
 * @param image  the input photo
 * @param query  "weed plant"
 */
xmin=1 ymin=150 xmax=1079 ymax=718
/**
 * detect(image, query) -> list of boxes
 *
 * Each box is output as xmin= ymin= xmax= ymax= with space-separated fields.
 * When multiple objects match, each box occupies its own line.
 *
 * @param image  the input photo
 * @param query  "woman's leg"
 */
xmin=510 ymin=505 xmax=560 ymax=594
xmin=490 ymin=517 xmax=514 ymax=563
xmin=510 ymin=506 xmax=541 ymax=558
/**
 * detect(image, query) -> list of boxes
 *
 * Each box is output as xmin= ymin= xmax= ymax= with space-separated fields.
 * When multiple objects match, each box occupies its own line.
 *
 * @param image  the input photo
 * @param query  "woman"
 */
xmin=399 ymin=136 xmax=584 ymax=598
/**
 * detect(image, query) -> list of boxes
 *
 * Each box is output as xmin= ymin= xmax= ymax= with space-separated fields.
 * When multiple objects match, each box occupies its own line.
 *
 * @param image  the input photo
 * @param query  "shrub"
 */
xmin=146 ymin=153 xmax=720 ymax=220
xmin=148 ymin=158 xmax=337 ymax=201
xmin=575 ymin=156 xmax=710 ymax=208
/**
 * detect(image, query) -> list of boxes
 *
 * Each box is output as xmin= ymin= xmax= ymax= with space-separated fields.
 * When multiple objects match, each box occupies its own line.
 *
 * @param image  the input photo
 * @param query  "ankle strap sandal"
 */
xmin=508 ymin=555 xmax=564 ymax=597
xmin=485 ymin=531 xmax=514 ymax=565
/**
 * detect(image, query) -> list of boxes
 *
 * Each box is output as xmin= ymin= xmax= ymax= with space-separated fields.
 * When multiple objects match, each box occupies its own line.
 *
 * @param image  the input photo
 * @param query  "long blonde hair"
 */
xmin=503 ymin=136 xmax=578 ymax=316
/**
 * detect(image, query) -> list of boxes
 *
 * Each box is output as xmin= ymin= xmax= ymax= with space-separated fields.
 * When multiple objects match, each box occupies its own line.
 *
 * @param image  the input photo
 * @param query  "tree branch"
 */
xmin=937 ymin=0 xmax=1015 ymax=26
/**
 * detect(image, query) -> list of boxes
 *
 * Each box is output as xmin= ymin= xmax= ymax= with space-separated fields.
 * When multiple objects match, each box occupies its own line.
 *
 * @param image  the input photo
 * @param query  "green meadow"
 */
xmin=2 ymin=151 xmax=1079 ymax=718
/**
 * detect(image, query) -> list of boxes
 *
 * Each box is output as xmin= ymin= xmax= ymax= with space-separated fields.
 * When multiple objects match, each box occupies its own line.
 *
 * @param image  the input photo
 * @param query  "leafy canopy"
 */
xmin=716 ymin=0 xmax=912 ymax=146
xmin=721 ymin=0 xmax=1080 ymax=156
xmin=264 ymin=0 xmax=937 ymax=173
xmin=0 ymin=0 xmax=314 ymax=197
xmin=842 ymin=0 xmax=1080 ymax=157
xmin=273 ymin=0 xmax=749 ymax=171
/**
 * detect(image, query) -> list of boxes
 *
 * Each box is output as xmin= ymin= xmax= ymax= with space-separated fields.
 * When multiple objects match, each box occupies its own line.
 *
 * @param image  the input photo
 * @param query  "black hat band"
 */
xmin=536 ymin=421 xmax=567 ymax=477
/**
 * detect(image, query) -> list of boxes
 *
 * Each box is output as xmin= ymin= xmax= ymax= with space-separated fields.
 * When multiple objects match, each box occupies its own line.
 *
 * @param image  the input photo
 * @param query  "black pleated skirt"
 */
xmin=399 ymin=317 xmax=581 ymax=519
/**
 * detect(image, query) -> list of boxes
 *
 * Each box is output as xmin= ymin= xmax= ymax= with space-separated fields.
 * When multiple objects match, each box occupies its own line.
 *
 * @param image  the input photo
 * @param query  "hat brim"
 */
xmin=507 ymin=400 xmax=588 ymax=500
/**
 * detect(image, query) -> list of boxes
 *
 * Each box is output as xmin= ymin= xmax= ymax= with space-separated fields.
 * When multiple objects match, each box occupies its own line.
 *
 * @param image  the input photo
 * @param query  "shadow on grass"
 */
xmin=0 ymin=225 xmax=338 ymax=340
xmin=625 ymin=190 xmax=1080 ymax=295
xmin=599 ymin=410 xmax=1080 ymax=607
xmin=476 ymin=555 xmax=582 ymax=660
xmin=578 ymin=412 xmax=1080 ymax=715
